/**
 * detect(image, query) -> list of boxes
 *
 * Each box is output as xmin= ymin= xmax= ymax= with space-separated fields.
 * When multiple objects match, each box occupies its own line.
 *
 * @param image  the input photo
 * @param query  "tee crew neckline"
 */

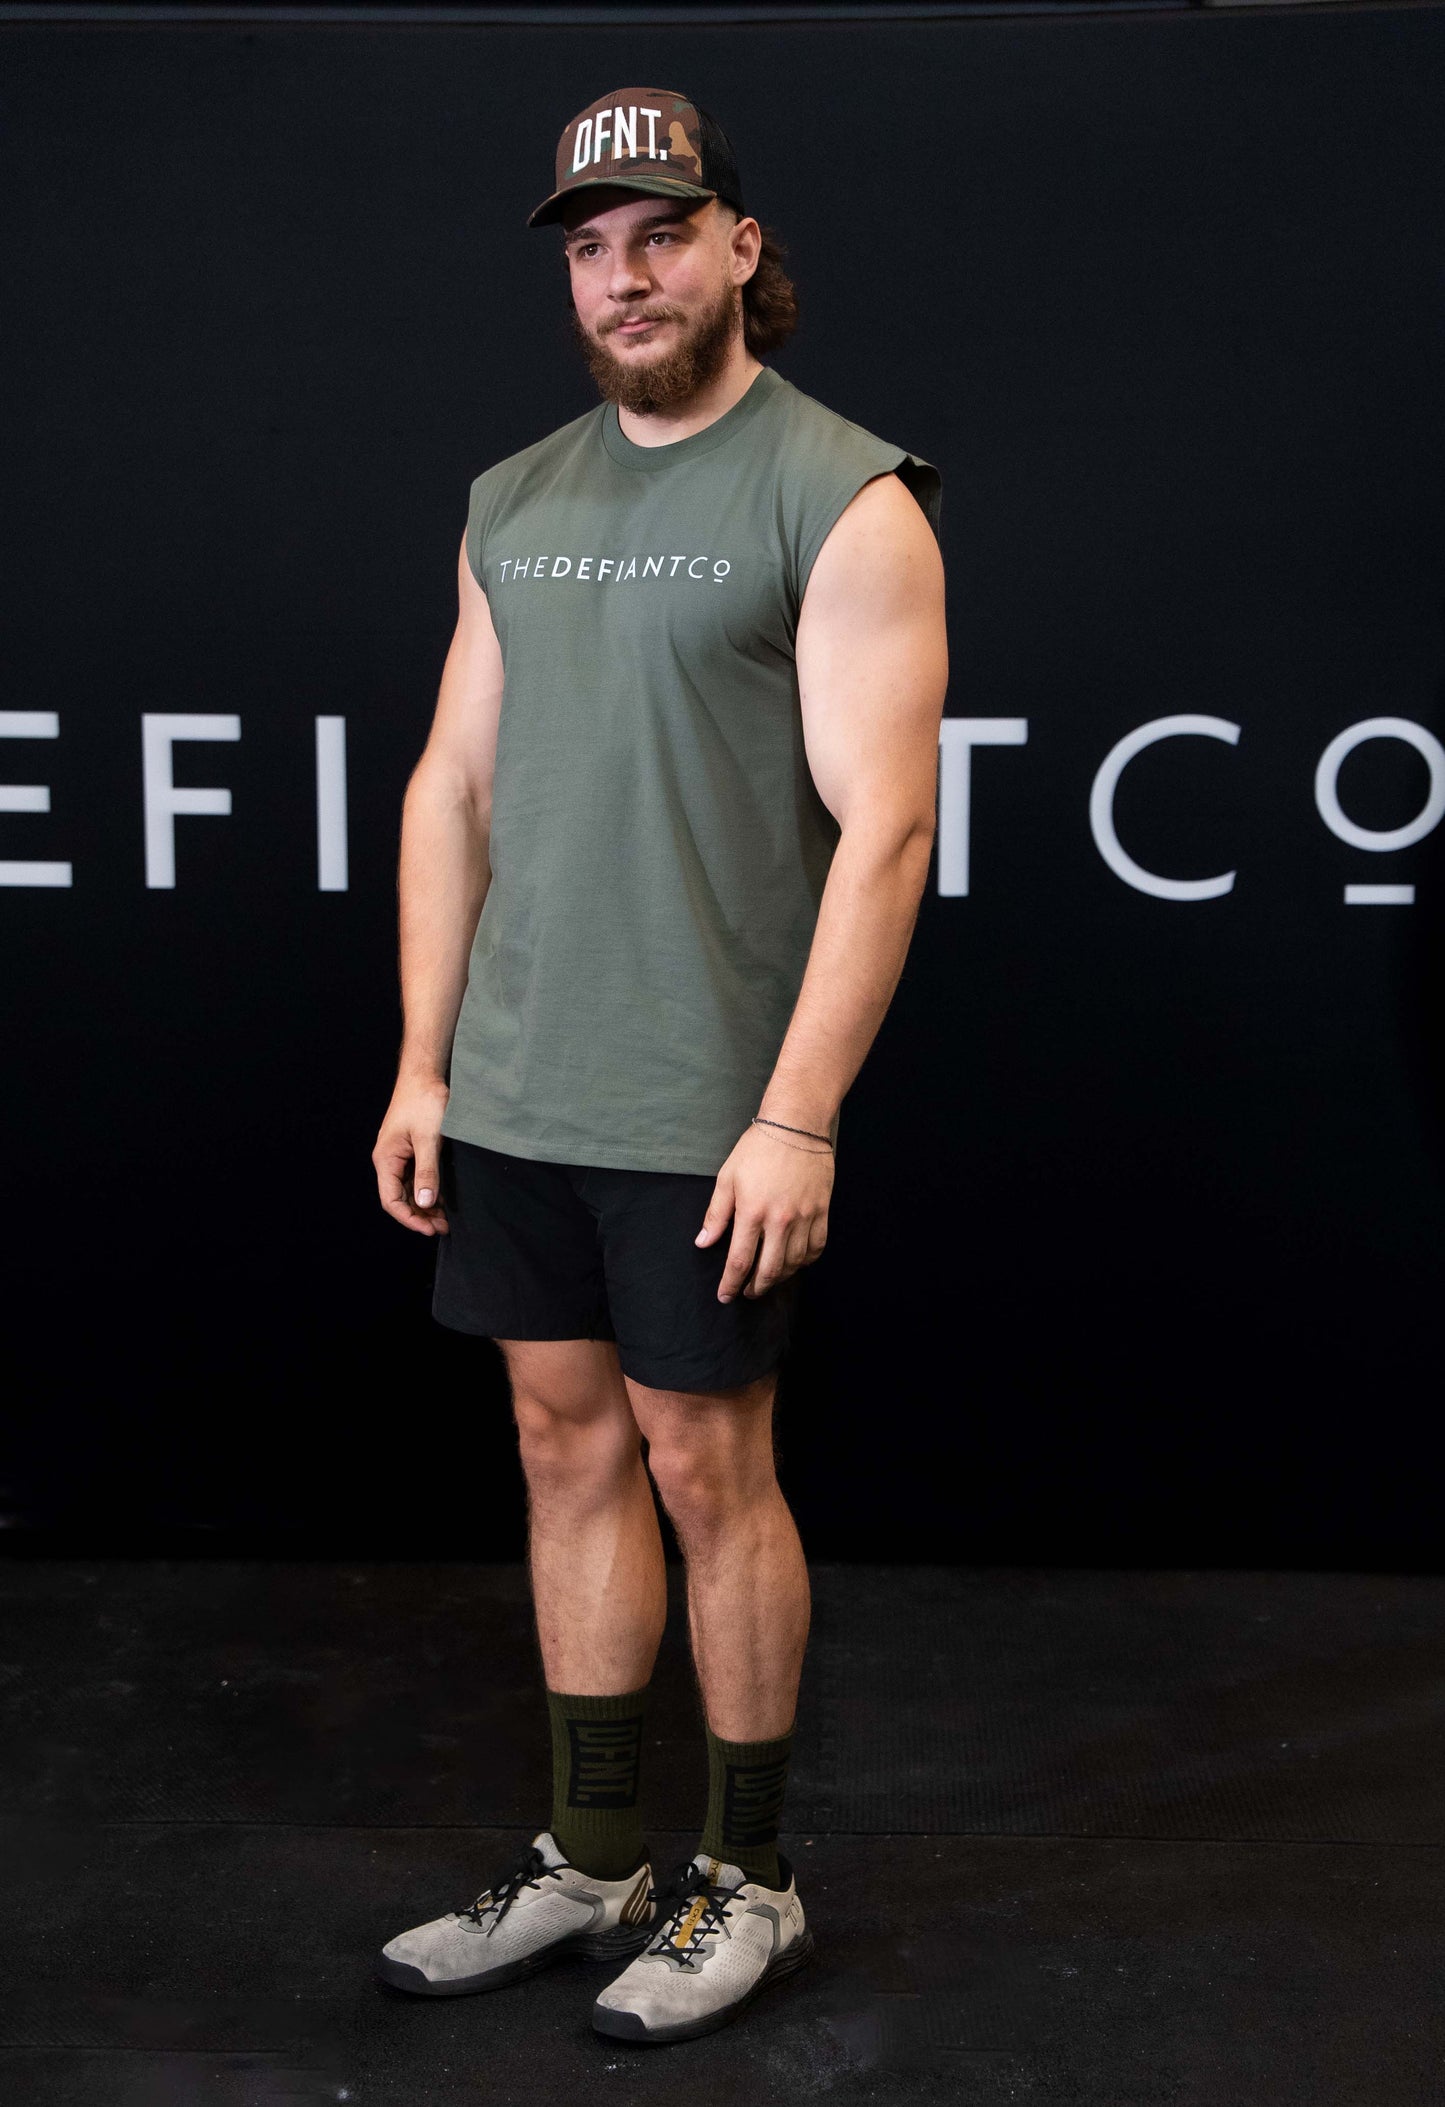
xmin=599 ymin=363 xmax=783 ymax=471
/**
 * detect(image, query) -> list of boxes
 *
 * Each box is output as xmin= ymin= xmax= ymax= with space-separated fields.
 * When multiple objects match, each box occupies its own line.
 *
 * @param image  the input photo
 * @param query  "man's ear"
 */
xmin=731 ymin=214 xmax=762 ymax=283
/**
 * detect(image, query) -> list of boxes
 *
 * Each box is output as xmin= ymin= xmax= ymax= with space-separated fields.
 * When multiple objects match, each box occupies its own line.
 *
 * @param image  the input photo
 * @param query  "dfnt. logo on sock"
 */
xmin=722 ymin=1757 xmax=789 ymax=1847
xmin=566 ymin=1716 xmax=644 ymax=1808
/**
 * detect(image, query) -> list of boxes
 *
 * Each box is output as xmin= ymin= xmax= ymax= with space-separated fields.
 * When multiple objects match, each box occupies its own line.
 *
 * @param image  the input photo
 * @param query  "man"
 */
xmin=370 ymin=88 xmax=946 ymax=2045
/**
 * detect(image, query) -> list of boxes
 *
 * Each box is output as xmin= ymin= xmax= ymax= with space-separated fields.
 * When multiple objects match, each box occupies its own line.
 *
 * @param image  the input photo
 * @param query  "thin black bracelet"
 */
xmin=752 ymin=1115 xmax=834 ymax=1148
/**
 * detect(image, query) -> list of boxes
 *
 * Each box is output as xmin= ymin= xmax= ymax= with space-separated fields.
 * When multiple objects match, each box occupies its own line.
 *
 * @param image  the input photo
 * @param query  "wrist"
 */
xmin=758 ymin=1087 xmax=838 ymax=1137
xmin=398 ymin=1057 xmax=450 ymax=1091
xmin=752 ymin=1113 xmax=834 ymax=1151
xmin=757 ymin=1093 xmax=838 ymax=1132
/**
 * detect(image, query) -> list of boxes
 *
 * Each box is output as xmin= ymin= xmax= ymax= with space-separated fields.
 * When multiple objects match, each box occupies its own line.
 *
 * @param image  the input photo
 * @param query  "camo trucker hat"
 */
xmin=527 ymin=87 xmax=745 ymax=229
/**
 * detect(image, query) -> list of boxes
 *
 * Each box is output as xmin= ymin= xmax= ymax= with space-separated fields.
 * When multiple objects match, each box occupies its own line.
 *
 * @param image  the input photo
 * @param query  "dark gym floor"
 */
xmin=4 ymin=1559 xmax=1442 ymax=2104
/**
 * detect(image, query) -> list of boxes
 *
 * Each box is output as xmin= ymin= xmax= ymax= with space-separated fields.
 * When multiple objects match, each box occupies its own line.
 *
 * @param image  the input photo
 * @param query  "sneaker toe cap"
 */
xmin=378 ymin=1920 xmax=469 ymax=1982
xmin=592 ymin=2001 xmax=656 ymax=2039
xmin=593 ymin=1977 xmax=675 ymax=2029
xmin=380 ymin=1925 xmax=431 ymax=1965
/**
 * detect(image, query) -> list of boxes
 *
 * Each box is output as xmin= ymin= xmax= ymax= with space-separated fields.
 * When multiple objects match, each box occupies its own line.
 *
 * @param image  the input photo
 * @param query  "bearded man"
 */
xmin=372 ymin=87 xmax=947 ymax=2046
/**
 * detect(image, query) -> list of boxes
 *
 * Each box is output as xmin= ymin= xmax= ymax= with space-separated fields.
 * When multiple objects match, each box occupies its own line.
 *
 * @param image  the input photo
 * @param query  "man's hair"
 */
xmin=732 ymin=212 xmax=799 ymax=356
xmin=694 ymin=106 xmax=796 ymax=351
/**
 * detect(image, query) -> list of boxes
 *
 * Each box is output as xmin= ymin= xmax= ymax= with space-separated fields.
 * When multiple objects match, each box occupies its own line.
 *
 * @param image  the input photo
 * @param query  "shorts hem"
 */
xmin=616 ymin=1344 xmax=792 ymax=1394
xmin=431 ymin=1300 xmax=616 ymax=1345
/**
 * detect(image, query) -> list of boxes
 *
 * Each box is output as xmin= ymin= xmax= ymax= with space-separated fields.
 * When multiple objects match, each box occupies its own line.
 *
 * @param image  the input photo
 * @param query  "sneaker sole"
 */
xmin=375 ymin=1918 xmax=653 ymax=1997
xmin=591 ymin=1924 xmax=816 ymax=2044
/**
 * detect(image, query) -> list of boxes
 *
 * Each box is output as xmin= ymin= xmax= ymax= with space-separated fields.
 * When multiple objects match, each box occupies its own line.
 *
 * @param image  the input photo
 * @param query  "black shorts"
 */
xmin=431 ymin=1135 xmax=805 ymax=1393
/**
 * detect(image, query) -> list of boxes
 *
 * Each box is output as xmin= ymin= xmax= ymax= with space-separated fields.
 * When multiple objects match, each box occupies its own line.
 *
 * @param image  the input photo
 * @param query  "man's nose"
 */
xmin=607 ymin=247 xmax=654 ymax=296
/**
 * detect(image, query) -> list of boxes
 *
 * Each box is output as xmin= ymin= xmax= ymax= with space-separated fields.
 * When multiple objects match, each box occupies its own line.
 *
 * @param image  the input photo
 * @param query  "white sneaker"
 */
xmin=592 ymin=1850 xmax=814 ymax=2043
xmin=374 ymin=1830 xmax=654 ymax=1995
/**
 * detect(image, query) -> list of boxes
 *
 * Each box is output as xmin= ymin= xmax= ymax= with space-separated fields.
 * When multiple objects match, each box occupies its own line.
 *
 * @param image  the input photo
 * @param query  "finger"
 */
xmin=806 ymin=1214 xmax=828 ymax=1260
xmin=413 ymin=1147 xmax=441 ymax=1213
xmin=695 ymin=1175 xmax=735 ymax=1247
xmin=375 ymin=1143 xmax=449 ymax=1235
xmin=717 ymin=1216 xmax=763 ymax=1301
xmin=375 ymin=1157 xmax=415 ymax=1224
xmin=403 ymin=1178 xmax=451 ymax=1234
xmin=743 ymin=1217 xmax=791 ymax=1299
xmin=384 ymin=1188 xmax=447 ymax=1234
xmin=401 ymin=1168 xmax=449 ymax=1233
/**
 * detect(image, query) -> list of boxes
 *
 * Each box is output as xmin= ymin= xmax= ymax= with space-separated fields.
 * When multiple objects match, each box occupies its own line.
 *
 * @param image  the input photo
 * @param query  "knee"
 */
xmin=646 ymin=1438 xmax=772 ymax=1539
xmin=513 ymin=1391 xmax=639 ymax=1498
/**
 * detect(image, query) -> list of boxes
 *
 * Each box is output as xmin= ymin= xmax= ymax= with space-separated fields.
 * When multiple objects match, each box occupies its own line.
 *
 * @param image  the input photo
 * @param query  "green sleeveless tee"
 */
xmin=439 ymin=362 xmax=942 ymax=1175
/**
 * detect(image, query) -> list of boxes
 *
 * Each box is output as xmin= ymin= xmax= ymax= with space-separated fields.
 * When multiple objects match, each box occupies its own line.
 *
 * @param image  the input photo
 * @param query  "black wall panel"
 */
xmin=3 ymin=7 xmax=1442 ymax=1560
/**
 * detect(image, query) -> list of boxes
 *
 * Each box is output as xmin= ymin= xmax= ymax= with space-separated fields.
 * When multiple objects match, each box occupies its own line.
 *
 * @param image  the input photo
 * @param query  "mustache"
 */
xmin=598 ymin=307 xmax=683 ymax=334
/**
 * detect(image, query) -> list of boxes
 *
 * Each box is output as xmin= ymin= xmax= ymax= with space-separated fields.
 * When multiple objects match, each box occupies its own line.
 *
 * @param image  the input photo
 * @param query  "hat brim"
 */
xmin=527 ymin=173 xmax=719 ymax=230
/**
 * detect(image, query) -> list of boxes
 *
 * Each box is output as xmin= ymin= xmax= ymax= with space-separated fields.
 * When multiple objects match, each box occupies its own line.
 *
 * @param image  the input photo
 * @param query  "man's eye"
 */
xmin=647 ymin=231 xmax=676 ymax=245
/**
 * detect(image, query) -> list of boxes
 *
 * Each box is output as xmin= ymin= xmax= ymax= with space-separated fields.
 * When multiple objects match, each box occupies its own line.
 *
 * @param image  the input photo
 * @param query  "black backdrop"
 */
xmin=3 ymin=5 xmax=1442 ymax=1563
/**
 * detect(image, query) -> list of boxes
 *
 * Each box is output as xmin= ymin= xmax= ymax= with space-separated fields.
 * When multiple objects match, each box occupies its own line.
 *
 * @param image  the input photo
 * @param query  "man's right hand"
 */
xmin=373 ymin=1076 xmax=452 ymax=1236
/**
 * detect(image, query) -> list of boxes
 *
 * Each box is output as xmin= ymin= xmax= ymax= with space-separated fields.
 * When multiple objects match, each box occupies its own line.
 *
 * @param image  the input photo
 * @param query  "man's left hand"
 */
xmin=695 ymin=1122 xmax=835 ymax=1301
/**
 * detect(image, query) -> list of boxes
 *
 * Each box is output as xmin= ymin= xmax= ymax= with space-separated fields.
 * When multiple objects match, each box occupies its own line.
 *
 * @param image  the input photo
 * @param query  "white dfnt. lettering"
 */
xmin=571 ymin=119 xmax=593 ymax=173
xmin=0 ymin=709 xmax=70 ymax=888
xmin=592 ymin=109 xmax=612 ymax=164
xmin=1314 ymin=716 xmax=1445 ymax=853
xmin=12 ymin=712 xmax=1441 ymax=902
xmin=315 ymin=715 xmax=348 ymax=893
xmin=143 ymin=712 xmax=240 ymax=890
xmin=1090 ymin=714 xmax=1240 ymax=901
xmin=1316 ymin=715 xmax=1445 ymax=906
xmin=614 ymin=106 xmax=636 ymax=159
xmin=641 ymin=108 xmax=661 ymax=156
xmin=1345 ymin=884 xmax=1416 ymax=905
xmin=937 ymin=719 xmax=1028 ymax=897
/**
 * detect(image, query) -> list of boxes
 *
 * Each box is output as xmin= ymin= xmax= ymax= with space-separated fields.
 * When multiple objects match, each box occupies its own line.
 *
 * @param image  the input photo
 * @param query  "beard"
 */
xmin=570 ymin=274 xmax=743 ymax=416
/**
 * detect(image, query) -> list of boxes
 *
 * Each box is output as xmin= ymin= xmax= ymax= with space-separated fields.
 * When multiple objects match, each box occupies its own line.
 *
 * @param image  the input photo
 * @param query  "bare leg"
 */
xmin=623 ymin=1368 xmax=809 ymax=1740
xmin=500 ymin=1337 xmax=667 ymax=1693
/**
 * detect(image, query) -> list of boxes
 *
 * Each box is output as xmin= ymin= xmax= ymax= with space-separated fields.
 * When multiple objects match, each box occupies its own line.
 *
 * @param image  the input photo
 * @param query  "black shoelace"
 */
xmin=645 ymin=1858 xmax=740 ymax=1968
xmin=459 ymin=1844 xmax=564 ymax=1934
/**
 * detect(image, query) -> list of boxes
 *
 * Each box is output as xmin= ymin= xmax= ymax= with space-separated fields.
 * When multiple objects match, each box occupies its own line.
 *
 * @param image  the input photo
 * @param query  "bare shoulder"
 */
xmin=805 ymin=470 xmax=944 ymax=615
xmin=411 ymin=531 xmax=505 ymax=811
xmin=834 ymin=466 xmax=935 ymax=534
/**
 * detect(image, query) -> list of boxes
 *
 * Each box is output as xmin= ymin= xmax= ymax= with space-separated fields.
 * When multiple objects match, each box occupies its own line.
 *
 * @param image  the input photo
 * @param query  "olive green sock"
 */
xmin=545 ymin=1684 xmax=650 ymax=1881
xmin=697 ymin=1722 xmax=794 ymax=1890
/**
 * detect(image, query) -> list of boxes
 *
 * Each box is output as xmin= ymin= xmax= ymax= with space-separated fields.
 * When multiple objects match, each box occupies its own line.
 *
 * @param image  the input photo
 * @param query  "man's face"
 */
xmin=560 ymin=189 xmax=757 ymax=414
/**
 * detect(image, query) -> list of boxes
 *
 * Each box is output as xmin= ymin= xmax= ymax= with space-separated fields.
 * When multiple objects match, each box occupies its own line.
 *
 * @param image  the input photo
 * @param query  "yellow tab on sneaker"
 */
xmin=672 ymin=1892 xmax=710 ymax=1948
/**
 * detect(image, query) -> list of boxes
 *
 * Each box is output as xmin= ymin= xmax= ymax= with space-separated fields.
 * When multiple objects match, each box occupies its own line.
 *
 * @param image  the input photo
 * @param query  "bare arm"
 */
xmin=760 ymin=468 xmax=949 ymax=1133
xmin=372 ymin=530 xmax=505 ymax=1236
xmin=696 ymin=468 xmax=948 ymax=1300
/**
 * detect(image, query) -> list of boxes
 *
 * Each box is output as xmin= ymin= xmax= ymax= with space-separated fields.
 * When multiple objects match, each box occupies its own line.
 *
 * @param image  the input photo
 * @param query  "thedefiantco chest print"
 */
xmin=494 ymin=553 xmax=734 ymax=585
